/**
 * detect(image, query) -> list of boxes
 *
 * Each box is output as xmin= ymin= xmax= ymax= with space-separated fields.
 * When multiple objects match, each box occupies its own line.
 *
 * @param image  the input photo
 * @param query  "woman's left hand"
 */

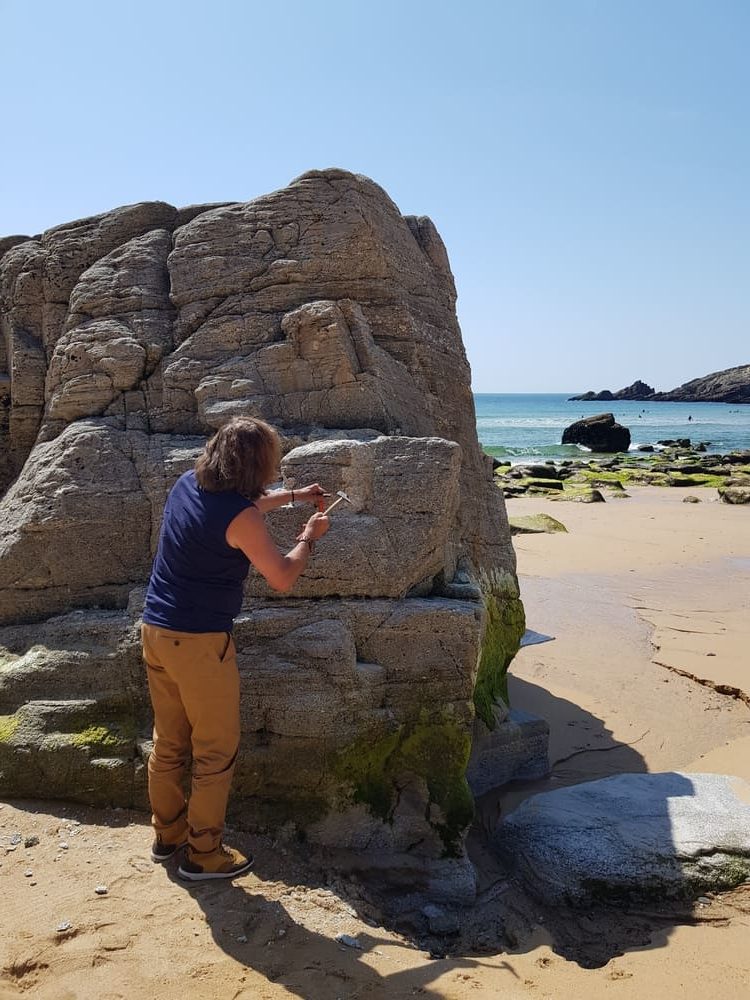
xmin=295 ymin=484 xmax=328 ymax=506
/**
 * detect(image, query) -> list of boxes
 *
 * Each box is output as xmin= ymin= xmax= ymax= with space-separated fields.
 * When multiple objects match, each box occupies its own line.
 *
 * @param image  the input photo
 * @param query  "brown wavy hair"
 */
xmin=195 ymin=417 xmax=281 ymax=499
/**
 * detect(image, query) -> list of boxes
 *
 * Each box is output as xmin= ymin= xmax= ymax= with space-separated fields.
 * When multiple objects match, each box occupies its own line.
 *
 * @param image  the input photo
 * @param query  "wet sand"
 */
xmin=1 ymin=486 xmax=749 ymax=999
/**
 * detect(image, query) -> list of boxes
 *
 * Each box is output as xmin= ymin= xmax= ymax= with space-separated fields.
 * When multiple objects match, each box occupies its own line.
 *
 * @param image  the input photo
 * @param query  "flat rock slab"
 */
xmin=495 ymin=772 xmax=750 ymax=905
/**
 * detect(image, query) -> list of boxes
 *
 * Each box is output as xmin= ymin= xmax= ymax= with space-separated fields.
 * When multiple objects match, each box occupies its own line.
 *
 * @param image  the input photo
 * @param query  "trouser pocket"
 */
xmin=220 ymin=632 xmax=233 ymax=662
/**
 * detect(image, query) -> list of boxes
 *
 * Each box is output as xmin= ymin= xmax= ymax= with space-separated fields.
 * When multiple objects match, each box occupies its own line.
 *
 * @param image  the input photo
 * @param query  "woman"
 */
xmin=141 ymin=416 xmax=330 ymax=881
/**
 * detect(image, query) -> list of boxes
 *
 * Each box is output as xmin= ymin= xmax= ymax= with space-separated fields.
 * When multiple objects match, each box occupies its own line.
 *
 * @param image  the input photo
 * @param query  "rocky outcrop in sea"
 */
xmin=569 ymin=365 xmax=750 ymax=403
xmin=569 ymin=379 xmax=654 ymax=402
xmin=561 ymin=412 xmax=631 ymax=453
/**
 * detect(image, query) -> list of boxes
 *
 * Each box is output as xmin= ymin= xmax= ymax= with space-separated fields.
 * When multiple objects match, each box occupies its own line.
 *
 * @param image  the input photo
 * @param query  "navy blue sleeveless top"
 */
xmin=143 ymin=470 xmax=255 ymax=633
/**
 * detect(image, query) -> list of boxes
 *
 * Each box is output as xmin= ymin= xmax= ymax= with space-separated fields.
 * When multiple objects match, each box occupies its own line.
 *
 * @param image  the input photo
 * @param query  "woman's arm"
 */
xmin=225 ymin=506 xmax=330 ymax=593
xmin=254 ymin=483 xmax=327 ymax=514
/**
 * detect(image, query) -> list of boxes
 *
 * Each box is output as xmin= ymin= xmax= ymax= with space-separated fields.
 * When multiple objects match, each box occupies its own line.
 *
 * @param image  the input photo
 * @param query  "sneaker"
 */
xmin=150 ymin=836 xmax=187 ymax=863
xmin=177 ymin=844 xmax=254 ymax=881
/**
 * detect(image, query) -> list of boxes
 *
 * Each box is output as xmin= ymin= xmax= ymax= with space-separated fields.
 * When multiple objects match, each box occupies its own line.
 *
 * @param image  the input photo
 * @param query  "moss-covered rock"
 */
xmin=473 ymin=570 xmax=525 ymax=729
xmin=334 ymin=709 xmax=474 ymax=854
xmin=0 ymin=712 xmax=20 ymax=743
xmin=509 ymin=513 xmax=568 ymax=535
xmin=549 ymin=486 xmax=606 ymax=503
xmin=68 ymin=723 xmax=134 ymax=752
xmin=496 ymin=449 xmax=750 ymax=499
xmin=334 ymin=728 xmax=402 ymax=822
xmin=667 ymin=473 xmax=725 ymax=488
xmin=523 ymin=477 xmax=564 ymax=492
xmin=719 ymin=486 xmax=750 ymax=504
xmin=0 ymin=713 xmax=143 ymax=807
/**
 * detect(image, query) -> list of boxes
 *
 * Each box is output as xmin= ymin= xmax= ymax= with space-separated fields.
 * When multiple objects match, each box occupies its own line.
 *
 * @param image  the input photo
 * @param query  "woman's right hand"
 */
xmin=300 ymin=512 xmax=330 ymax=542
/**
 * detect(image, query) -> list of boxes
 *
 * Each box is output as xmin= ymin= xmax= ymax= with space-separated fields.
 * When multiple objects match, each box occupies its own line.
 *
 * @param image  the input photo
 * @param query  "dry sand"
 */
xmin=2 ymin=486 xmax=749 ymax=999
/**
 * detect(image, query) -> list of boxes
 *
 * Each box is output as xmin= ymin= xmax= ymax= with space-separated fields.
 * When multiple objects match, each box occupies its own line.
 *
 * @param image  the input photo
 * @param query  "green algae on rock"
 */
xmin=0 ymin=712 xmax=20 ymax=744
xmin=334 ymin=729 xmax=402 ymax=822
xmin=495 ymin=448 xmax=750 ymax=500
xmin=68 ymin=724 xmax=133 ymax=751
xmin=334 ymin=709 xmax=474 ymax=855
xmin=0 ymin=709 xmax=143 ymax=807
xmin=550 ymin=486 xmax=606 ymax=503
xmin=473 ymin=570 xmax=525 ymax=729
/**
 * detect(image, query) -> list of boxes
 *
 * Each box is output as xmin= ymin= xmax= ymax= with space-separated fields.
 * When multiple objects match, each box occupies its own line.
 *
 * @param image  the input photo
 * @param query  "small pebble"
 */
xmin=56 ymin=921 xmax=73 ymax=934
xmin=24 ymin=869 xmax=34 ymax=878
xmin=95 ymin=885 xmax=108 ymax=896
xmin=59 ymin=843 xmax=69 ymax=850
xmin=10 ymin=833 xmax=21 ymax=845
xmin=277 ymin=928 xmax=286 ymax=938
xmin=236 ymin=934 xmax=248 ymax=944
xmin=29 ymin=881 xmax=37 ymax=887
xmin=335 ymin=933 xmax=362 ymax=949
xmin=24 ymin=835 xmax=40 ymax=848
xmin=697 ymin=896 xmax=711 ymax=905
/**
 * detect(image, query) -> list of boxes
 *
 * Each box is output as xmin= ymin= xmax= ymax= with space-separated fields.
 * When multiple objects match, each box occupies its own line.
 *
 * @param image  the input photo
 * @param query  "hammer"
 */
xmin=321 ymin=490 xmax=353 ymax=516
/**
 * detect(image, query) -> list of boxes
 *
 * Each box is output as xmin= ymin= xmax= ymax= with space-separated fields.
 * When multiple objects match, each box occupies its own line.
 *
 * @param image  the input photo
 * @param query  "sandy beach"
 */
xmin=1 ymin=485 xmax=749 ymax=1000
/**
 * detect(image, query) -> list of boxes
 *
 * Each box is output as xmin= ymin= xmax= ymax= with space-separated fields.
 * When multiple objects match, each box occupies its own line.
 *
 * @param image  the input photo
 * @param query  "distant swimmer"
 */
xmin=688 ymin=415 xmax=693 ymax=422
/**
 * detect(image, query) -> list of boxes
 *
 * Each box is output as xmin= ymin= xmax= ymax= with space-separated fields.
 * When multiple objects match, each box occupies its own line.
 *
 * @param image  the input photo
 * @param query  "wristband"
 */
xmin=303 ymin=537 xmax=315 ymax=554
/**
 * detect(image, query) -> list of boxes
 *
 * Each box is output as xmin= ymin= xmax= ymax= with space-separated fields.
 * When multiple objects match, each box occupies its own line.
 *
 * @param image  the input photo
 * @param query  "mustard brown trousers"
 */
xmin=141 ymin=624 xmax=240 ymax=857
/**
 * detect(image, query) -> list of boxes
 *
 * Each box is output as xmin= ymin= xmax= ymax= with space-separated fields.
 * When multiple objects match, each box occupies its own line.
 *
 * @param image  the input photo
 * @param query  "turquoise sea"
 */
xmin=474 ymin=394 xmax=750 ymax=462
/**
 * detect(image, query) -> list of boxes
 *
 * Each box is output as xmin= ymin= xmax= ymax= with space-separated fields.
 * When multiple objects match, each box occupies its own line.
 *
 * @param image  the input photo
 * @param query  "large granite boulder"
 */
xmin=495 ymin=772 xmax=750 ymax=905
xmin=562 ymin=412 xmax=631 ymax=453
xmin=0 ymin=170 xmax=525 ymax=899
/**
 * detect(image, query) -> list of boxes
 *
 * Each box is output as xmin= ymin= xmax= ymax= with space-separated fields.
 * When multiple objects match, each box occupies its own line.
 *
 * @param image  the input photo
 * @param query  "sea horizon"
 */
xmin=473 ymin=392 xmax=750 ymax=461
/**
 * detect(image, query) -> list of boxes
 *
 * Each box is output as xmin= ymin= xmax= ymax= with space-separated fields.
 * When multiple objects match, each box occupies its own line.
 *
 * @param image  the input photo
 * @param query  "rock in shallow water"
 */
xmin=561 ymin=413 xmax=631 ymax=453
xmin=495 ymin=772 xmax=750 ymax=905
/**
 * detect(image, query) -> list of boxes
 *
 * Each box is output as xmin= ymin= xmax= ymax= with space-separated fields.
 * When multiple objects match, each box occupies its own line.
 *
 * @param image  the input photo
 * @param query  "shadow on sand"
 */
xmin=4 ymin=677 xmax=714 ymax=994
xmin=149 ymin=675 xmax=710 ymax=992
xmin=467 ymin=676 xmax=703 ymax=970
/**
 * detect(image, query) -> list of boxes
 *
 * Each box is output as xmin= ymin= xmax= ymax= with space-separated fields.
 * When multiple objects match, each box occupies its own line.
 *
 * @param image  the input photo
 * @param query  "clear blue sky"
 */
xmin=2 ymin=0 xmax=748 ymax=392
